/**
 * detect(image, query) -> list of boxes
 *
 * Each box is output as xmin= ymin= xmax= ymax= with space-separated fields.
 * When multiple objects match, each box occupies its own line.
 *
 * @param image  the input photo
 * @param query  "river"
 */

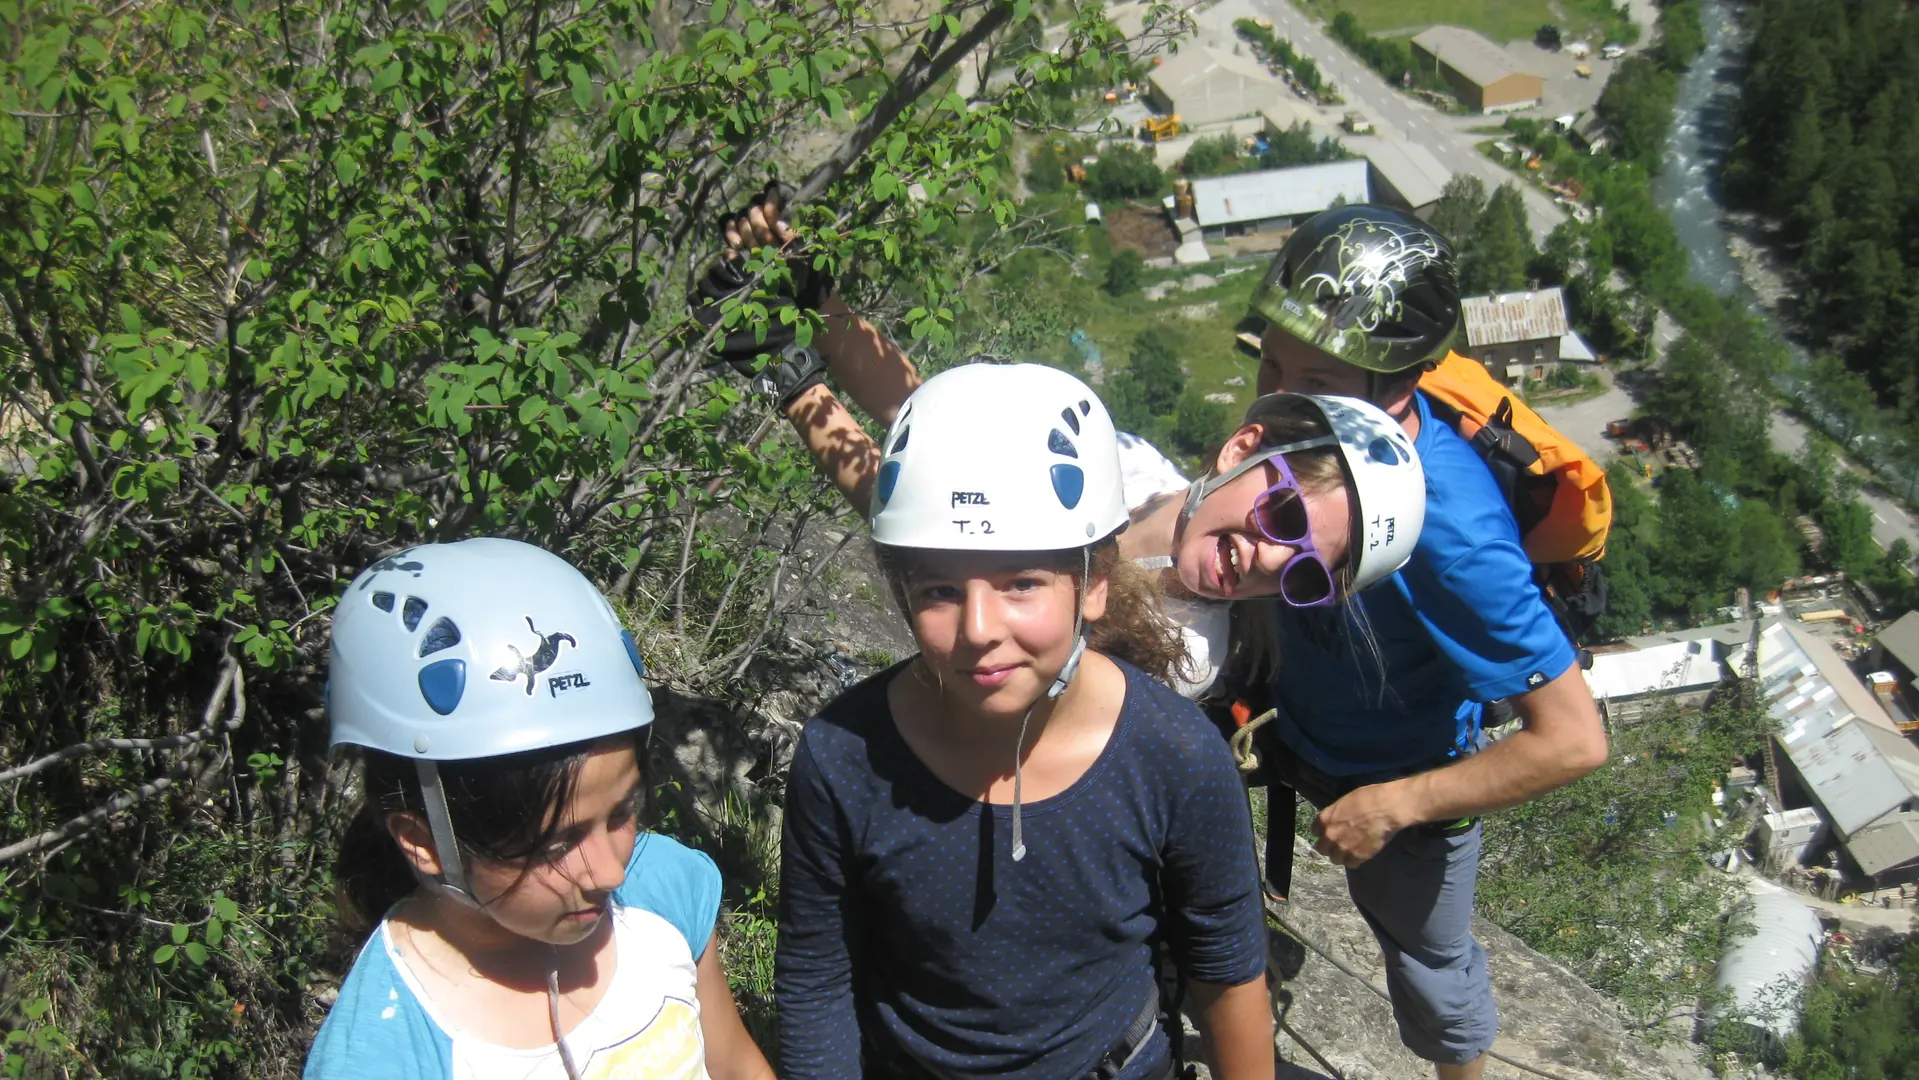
xmin=1649 ymin=0 xmax=1751 ymax=304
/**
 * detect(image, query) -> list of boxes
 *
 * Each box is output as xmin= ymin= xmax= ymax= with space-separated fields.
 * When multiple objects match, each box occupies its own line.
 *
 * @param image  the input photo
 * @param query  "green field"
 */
xmin=968 ymin=248 xmax=1266 ymax=455
xmin=1292 ymin=0 xmax=1637 ymax=46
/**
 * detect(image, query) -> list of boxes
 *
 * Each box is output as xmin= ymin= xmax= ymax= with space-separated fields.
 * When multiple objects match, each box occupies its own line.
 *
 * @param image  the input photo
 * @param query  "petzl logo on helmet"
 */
xmin=547 ymin=672 xmax=592 ymax=698
xmin=357 ymin=551 xmax=423 ymax=588
xmin=490 ymin=617 xmax=578 ymax=696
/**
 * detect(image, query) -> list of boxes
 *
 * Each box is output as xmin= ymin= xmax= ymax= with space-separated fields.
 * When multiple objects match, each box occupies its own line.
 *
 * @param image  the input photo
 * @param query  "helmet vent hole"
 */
xmin=402 ymin=596 xmax=428 ymax=632
xmin=371 ymin=591 xmax=395 ymax=613
xmin=1048 ymin=429 xmax=1078 ymax=458
xmin=419 ymin=617 xmax=462 ymax=657
xmin=890 ymin=425 xmax=911 ymax=454
xmin=1078 ymin=400 xmax=1091 ymax=416
xmin=1060 ymin=408 xmax=1080 ymax=435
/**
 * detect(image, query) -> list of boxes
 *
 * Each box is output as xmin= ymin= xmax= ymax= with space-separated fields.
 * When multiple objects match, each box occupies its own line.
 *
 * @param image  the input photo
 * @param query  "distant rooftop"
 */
xmin=1585 ymin=638 xmax=1727 ymax=701
xmin=1411 ymin=26 xmax=1536 ymax=88
xmin=1188 ymin=160 xmax=1371 ymax=228
xmin=1461 ymin=288 xmax=1571 ymax=346
xmin=1876 ymin=610 xmax=1919 ymax=674
xmin=1344 ymin=133 xmax=1452 ymax=209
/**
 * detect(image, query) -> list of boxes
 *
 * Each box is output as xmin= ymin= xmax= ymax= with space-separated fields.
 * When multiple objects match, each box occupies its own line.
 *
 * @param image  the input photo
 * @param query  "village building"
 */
xmin=1459 ymin=287 xmax=1598 ymax=385
xmin=1342 ymin=133 xmax=1453 ymax=217
xmin=1410 ymin=26 xmax=1545 ymax=113
xmin=1144 ymin=46 xmax=1276 ymax=128
xmin=1176 ymin=159 xmax=1371 ymax=239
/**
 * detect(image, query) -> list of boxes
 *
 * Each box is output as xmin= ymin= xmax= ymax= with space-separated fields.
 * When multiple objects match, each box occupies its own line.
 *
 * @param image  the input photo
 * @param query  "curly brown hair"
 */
xmin=875 ymin=537 xmax=1190 ymax=687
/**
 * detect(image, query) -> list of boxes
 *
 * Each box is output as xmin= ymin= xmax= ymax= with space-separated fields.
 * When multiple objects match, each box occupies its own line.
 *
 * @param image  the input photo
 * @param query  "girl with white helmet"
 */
xmin=776 ymin=363 xmax=1275 ymax=1080
xmin=305 ymin=538 xmax=773 ymax=1080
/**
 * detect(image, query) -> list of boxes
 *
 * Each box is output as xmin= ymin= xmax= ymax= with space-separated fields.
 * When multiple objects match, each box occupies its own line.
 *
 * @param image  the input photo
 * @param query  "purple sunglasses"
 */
xmin=1182 ymin=437 xmax=1339 ymax=607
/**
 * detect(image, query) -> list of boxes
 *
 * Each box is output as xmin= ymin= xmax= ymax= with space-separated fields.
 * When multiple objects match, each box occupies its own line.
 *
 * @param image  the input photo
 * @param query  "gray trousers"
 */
xmin=1344 ymin=823 xmax=1498 ymax=1064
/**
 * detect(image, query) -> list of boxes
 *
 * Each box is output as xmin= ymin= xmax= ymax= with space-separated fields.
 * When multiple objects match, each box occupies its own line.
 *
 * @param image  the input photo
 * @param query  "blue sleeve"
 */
xmin=1155 ymin=696 xmax=1266 ymax=987
xmin=1399 ymin=533 xmax=1577 ymax=702
xmin=774 ymin=729 xmax=864 ymax=1080
xmin=303 ymin=933 xmax=450 ymax=1080
xmin=614 ymin=832 xmax=722 ymax=960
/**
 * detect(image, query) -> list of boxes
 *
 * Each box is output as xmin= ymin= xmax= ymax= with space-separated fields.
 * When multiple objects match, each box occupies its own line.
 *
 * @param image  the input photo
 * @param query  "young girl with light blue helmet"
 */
xmin=305 ymin=538 xmax=772 ymax=1080
xmin=775 ymin=364 xmax=1274 ymax=1080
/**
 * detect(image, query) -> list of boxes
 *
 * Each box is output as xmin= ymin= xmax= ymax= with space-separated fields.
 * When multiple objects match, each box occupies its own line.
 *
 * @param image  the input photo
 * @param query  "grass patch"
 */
xmin=1292 ymin=0 xmax=1633 ymax=46
xmin=987 ymin=253 xmax=1264 ymax=463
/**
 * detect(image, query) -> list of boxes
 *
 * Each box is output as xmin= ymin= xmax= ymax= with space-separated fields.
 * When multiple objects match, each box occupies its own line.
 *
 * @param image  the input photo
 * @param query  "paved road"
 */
xmin=1769 ymin=412 xmax=1919 ymax=557
xmin=1190 ymin=0 xmax=1571 ymax=241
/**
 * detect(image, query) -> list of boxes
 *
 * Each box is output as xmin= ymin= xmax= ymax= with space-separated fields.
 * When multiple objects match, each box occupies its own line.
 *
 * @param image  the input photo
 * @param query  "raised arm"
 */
xmin=707 ymin=197 xmax=923 ymax=516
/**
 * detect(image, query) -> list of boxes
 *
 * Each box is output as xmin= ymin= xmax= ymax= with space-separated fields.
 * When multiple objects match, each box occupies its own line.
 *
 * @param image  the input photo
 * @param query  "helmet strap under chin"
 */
xmin=1012 ymin=545 xmax=1092 ymax=864
xmin=416 ymin=760 xmax=477 ymax=906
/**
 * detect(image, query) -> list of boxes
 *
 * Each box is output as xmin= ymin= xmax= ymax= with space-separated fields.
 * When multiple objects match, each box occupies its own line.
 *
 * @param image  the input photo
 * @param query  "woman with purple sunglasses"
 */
xmin=1115 ymin=392 xmax=1426 ymax=697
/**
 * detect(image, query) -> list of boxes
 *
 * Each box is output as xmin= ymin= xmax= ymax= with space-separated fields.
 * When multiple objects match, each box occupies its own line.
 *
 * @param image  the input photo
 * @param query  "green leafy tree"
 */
xmin=1086 ymin=144 xmax=1166 ymax=201
xmin=1596 ymin=56 xmax=1679 ymax=168
xmin=1428 ymin=175 xmax=1487 ymax=248
xmin=1128 ymin=327 xmax=1185 ymax=416
xmin=0 ymin=0 xmax=1154 ymax=1071
xmin=1808 ymin=353 xmax=1879 ymax=451
xmin=1103 ymin=249 xmax=1144 ymax=296
xmin=1257 ymin=122 xmax=1351 ymax=169
xmin=1460 ymin=184 xmax=1538 ymax=294
xmin=1479 ymin=687 xmax=1775 ymax=1029
xmin=1169 ymin=387 xmax=1226 ymax=459
xmin=1179 ymin=134 xmax=1243 ymax=178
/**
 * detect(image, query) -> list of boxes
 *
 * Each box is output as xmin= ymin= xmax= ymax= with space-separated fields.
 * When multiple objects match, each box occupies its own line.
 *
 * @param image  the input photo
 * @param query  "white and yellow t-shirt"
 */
xmin=305 ymin=833 xmax=720 ymax=1080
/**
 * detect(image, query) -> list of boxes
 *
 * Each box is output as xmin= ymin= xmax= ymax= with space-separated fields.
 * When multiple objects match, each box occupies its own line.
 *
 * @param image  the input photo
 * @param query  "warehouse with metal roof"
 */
xmin=1410 ymin=26 xmax=1544 ymax=113
xmin=1760 ymin=619 xmax=1919 ymax=881
xmin=1185 ymin=159 xmax=1371 ymax=238
xmin=1343 ymin=133 xmax=1453 ymax=215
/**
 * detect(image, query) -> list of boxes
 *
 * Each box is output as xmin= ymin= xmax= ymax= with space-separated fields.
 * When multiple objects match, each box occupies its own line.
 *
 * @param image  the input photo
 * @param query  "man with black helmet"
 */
xmin=1248 ymin=205 xmax=1608 ymax=1080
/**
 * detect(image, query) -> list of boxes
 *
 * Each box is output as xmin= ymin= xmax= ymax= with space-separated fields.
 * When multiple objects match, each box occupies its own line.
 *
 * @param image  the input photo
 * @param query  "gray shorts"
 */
xmin=1344 ymin=823 xmax=1497 ymax=1064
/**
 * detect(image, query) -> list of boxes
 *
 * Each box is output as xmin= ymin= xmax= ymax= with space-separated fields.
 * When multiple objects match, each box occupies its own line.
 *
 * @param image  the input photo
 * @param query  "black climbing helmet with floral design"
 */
xmin=1250 ymin=204 xmax=1461 ymax=375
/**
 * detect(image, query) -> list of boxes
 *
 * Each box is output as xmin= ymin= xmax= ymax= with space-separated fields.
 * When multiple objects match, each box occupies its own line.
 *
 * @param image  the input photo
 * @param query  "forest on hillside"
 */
xmin=1728 ymin=0 xmax=1919 ymax=401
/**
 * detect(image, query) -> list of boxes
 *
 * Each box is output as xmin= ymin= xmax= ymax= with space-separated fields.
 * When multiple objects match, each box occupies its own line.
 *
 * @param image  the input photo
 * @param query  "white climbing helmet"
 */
xmin=327 ymin=537 xmax=653 ymax=762
xmin=1247 ymin=393 xmax=1425 ymax=593
xmin=869 ymin=362 xmax=1130 ymax=551
xmin=1184 ymin=394 xmax=1424 ymax=595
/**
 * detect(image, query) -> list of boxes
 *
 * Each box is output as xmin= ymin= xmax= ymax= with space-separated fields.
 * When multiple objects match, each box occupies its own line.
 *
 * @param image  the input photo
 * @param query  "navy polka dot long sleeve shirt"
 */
xmin=775 ymin=659 xmax=1266 ymax=1080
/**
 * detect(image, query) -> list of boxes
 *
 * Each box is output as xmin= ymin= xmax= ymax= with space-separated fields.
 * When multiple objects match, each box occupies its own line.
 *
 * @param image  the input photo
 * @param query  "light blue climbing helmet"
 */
xmin=327 ymin=537 xmax=651 ymax=900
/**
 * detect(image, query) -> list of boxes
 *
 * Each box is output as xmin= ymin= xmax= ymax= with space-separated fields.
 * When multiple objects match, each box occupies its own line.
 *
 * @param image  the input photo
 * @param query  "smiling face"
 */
xmin=893 ymin=549 xmax=1109 ymax=720
xmin=1174 ymin=425 xmax=1352 ymax=601
xmin=402 ymin=739 xmax=644 ymax=947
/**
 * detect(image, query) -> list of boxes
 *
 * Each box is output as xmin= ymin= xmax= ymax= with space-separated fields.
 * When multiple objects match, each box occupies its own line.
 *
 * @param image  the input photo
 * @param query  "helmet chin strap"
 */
xmin=1010 ymin=546 xmax=1091 ymax=863
xmin=415 ymin=760 xmax=478 ymax=907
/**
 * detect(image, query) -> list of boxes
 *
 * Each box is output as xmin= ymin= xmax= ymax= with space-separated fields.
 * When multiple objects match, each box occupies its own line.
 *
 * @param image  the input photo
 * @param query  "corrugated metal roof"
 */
xmin=1847 ymin=810 xmax=1919 ymax=876
xmin=1584 ymin=639 xmax=1726 ymax=700
xmin=1712 ymin=888 xmax=1821 ymax=1042
xmin=1876 ymin=610 xmax=1919 ymax=675
xmin=1761 ymin=619 xmax=1919 ymax=837
xmin=1411 ymin=26 xmax=1534 ymax=89
xmin=1189 ymin=160 xmax=1371 ymax=228
xmin=1460 ymin=288 xmax=1571 ymax=346
xmin=1347 ymin=134 xmax=1452 ymax=209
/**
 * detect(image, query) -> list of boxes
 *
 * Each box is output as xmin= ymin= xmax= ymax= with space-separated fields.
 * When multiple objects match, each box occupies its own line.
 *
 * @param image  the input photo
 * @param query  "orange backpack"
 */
xmin=1419 ymin=351 xmax=1612 ymax=639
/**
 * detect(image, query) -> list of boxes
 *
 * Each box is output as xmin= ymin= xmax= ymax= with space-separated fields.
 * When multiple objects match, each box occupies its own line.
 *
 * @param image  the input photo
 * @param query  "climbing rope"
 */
xmin=1231 ymin=707 xmax=1278 ymax=774
xmin=1262 ymin=893 xmax=1603 ymax=1080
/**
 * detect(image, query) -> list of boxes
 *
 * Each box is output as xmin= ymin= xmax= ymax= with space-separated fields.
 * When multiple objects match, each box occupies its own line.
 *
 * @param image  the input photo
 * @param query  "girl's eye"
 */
xmin=916 ymin=584 xmax=961 ymax=603
xmin=542 ymin=840 xmax=576 ymax=863
xmin=1008 ymin=576 xmax=1047 ymax=592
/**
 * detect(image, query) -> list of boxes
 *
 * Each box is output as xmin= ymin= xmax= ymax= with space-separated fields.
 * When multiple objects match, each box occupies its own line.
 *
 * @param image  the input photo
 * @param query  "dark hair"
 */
xmin=875 ymin=537 xmax=1190 ymax=687
xmin=1219 ymin=402 xmax=1363 ymax=686
xmin=333 ymin=730 xmax=646 ymax=933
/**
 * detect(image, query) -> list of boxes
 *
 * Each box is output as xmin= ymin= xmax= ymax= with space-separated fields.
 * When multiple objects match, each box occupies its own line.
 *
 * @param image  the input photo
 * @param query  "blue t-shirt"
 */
xmin=1269 ymin=390 xmax=1576 ymax=778
xmin=303 ymin=832 xmax=721 ymax=1080
xmin=776 ymin=659 xmax=1265 ymax=1080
